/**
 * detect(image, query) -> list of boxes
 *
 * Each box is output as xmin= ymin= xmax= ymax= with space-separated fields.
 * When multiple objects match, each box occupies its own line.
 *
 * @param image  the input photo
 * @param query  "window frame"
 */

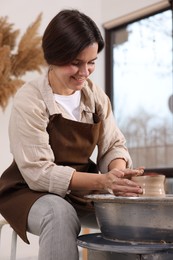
xmin=104 ymin=1 xmax=173 ymax=175
xmin=104 ymin=1 xmax=172 ymax=111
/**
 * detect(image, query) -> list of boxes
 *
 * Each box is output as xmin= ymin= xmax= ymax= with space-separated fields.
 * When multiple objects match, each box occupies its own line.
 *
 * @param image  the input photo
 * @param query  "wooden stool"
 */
xmin=82 ymin=228 xmax=90 ymax=260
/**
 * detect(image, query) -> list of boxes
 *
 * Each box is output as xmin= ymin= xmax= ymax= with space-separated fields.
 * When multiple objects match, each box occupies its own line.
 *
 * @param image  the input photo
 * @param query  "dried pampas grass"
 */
xmin=0 ymin=13 xmax=46 ymax=109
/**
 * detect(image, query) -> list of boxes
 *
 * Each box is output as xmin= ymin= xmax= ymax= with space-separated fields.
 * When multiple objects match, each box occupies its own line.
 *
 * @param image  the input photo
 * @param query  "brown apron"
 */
xmin=0 ymin=113 xmax=101 ymax=243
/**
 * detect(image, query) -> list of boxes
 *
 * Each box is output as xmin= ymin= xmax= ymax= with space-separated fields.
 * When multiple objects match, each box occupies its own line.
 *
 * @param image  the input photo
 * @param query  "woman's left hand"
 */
xmin=122 ymin=167 xmax=144 ymax=179
xmin=106 ymin=167 xmax=144 ymax=197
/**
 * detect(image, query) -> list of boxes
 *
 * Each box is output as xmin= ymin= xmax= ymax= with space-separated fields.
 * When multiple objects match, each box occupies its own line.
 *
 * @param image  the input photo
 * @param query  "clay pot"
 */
xmin=132 ymin=173 xmax=166 ymax=197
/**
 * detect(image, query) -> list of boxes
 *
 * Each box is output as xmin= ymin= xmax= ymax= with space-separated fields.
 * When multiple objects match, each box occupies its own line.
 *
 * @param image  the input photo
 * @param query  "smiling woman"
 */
xmin=0 ymin=9 xmax=144 ymax=260
xmin=48 ymin=43 xmax=98 ymax=95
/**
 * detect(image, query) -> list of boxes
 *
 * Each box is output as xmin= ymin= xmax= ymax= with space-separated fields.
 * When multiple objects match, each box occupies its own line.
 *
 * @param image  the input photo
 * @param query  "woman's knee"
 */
xmin=28 ymin=194 xmax=81 ymax=236
xmin=44 ymin=195 xmax=81 ymax=230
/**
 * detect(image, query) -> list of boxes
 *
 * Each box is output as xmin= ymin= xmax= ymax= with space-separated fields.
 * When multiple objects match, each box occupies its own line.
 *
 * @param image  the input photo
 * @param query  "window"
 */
xmin=105 ymin=3 xmax=173 ymax=169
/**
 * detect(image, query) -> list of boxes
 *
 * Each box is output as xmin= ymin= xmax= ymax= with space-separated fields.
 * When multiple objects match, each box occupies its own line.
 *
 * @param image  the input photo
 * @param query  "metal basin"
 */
xmin=86 ymin=194 xmax=173 ymax=243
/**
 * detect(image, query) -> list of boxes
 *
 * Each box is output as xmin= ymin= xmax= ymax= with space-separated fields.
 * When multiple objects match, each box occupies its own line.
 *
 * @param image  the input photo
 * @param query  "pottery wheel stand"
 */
xmin=77 ymin=233 xmax=173 ymax=260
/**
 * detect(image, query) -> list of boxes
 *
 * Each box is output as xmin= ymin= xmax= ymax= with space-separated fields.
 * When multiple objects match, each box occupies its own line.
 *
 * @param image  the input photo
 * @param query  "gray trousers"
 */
xmin=27 ymin=194 xmax=98 ymax=260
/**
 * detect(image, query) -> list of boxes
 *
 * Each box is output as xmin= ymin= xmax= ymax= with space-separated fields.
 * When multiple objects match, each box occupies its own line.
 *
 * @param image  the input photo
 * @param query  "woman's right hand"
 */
xmin=104 ymin=168 xmax=143 ymax=197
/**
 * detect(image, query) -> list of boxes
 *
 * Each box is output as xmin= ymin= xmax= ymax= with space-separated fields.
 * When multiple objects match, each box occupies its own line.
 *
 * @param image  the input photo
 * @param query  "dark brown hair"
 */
xmin=42 ymin=9 xmax=104 ymax=65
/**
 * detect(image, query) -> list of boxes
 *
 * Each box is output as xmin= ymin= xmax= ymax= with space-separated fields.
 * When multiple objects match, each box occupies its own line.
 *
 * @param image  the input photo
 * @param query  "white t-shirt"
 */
xmin=54 ymin=91 xmax=81 ymax=121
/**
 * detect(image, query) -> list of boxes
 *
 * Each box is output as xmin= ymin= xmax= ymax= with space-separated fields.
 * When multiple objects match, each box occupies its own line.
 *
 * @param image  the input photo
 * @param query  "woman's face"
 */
xmin=49 ymin=43 xmax=98 ymax=95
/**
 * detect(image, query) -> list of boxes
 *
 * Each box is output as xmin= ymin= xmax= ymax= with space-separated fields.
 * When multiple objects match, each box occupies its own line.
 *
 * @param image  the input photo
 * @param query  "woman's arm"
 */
xmin=9 ymin=83 xmax=74 ymax=198
xmin=108 ymin=158 xmax=127 ymax=170
xmin=69 ymin=167 xmax=144 ymax=196
xmin=92 ymin=83 xmax=132 ymax=173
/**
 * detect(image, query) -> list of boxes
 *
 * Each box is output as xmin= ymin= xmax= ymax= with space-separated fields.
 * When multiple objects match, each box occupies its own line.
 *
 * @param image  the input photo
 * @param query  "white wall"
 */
xmin=101 ymin=0 xmax=167 ymax=23
xmin=0 ymin=0 xmax=165 ymax=259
